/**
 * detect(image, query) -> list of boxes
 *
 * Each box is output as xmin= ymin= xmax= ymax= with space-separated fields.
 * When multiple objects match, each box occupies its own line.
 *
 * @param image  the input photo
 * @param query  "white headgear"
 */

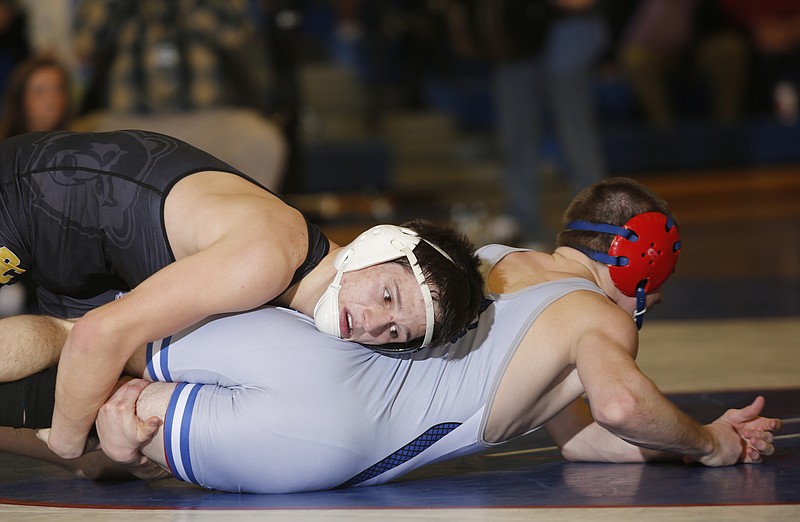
xmin=313 ymin=224 xmax=453 ymax=349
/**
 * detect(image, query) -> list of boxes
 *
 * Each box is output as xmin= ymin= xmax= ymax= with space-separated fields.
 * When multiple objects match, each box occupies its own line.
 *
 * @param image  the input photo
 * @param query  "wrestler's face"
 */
xmin=337 ymin=262 xmax=434 ymax=345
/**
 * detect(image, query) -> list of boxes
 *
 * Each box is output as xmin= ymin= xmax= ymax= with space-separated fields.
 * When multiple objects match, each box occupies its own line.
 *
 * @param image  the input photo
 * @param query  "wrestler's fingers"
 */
xmin=118 ymin=378 xmax=150 ymax=401
xmin=744 ymin=445 xmax=763 ymax=464
xmin=35 ymin=428 xmax=50 ymax=446
xmin=747 ymin=436 xmax=775 ymax=456
xmin=105 ymin=378 xmax=149 ymax=412
xmin=747 ymin=417 xmax=782 ymax=432
xmin=741 ymin=429 xmax=776 ymax=456
xmin=725 ymin=396 xmax=765 ymax=424
xmin=742 ymin=429 xmax=775 ymax=444
xmin=137 ymin=416 xmax=162 ymax=443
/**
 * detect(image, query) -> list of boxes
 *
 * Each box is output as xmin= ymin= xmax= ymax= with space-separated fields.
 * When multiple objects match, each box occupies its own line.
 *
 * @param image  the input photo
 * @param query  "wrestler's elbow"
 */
xmin=589 ymin=388 xmax=641 ymax=433
xmin=560 ymin=440 xmax=586 ymax=462
xmin=66 ymin=309 xmax=132 ymax=364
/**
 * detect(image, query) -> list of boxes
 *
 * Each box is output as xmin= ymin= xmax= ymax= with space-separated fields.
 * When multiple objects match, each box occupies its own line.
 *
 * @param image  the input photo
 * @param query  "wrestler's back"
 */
xmin=0 ymin=130 xmax=244 ymax=298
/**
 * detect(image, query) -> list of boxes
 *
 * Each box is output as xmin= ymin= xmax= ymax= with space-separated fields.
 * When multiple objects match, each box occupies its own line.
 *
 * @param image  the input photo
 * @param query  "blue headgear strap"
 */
xmin=566 ymin=220 xmax=653 ymax=331
xmin=566 ymin=220 xmax=638 ymax=241
xmin=633 ymin=287 xmax=647 ymax=330
xmin=565 ymin=221 xmax=636 ymax=268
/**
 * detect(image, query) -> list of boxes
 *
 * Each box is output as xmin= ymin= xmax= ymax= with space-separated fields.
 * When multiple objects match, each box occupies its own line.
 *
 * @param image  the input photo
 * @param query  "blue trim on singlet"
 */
xmin=163 ymin=384 xmax=182 ymax=477
xmin=145 ymin=336 xmax=173 ymax=382
xmin=336 ymin=422 xmax=462 ymax=488
xmin=164 ymin=382 xmax=201 ymax=485
xmin=180 ymin=385 xmax=200 ymax=484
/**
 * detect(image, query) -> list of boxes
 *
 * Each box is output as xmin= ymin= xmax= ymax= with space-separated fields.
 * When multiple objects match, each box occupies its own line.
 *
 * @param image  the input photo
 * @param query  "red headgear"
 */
xmin=565 ymin=212 xmax=681 ymax=329
xmin=607 ymin=212 xmax=681 ymax=297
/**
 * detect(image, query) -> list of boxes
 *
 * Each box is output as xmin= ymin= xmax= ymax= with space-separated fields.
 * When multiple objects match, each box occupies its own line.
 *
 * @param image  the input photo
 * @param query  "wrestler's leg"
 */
xmin=0 ymin=315 xmax=72 ymax=381
xmin=0 ymin=307 xmax=147 ymax=382
xmin=0 ymin=374 xmax=129 ymax=481
xmin=0 ymin=377 xmax=172 ymax=482
xmin=0 ymin=346 xmax=150 ymax=431
xmin=0 ymin=426 xmax=138 ymax=481
xmin=0 ymin=366 xmax=57 ymax=428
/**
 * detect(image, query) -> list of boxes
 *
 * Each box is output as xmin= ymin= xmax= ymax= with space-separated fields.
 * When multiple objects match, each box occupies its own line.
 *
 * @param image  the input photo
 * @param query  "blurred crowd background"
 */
xmin=0 ymin=0 xmax=798 ymax=251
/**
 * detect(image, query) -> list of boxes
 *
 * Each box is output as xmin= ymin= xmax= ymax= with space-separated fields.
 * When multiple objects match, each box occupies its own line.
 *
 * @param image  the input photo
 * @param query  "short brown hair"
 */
xmin=557 ymin=177 xmax=675 ymax=253
xmin=388 ymin=219 xmax=483 ymax=351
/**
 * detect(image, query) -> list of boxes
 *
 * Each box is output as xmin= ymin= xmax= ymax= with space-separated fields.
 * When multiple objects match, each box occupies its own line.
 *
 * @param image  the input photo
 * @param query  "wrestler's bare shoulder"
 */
xmin=487 ymin=250 xmax=579 ymax=294
xmin=164 ymin=171 xmax=306 ymax=260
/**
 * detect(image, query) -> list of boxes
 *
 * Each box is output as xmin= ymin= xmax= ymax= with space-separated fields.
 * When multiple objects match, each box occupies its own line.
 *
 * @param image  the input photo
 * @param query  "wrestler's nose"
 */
xmin=363 ymin=308 xmax=393 ymax=336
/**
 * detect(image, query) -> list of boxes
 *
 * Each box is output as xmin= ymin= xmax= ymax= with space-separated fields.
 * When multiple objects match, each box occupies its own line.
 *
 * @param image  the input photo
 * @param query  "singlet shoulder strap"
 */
xmin=287 ymin=219 xmax=330 ymax=291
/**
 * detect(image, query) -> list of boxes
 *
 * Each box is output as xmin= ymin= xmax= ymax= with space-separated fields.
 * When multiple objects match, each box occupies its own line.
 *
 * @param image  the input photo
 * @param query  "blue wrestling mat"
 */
xmin=0 ymin=389 xmax=797 ymax=510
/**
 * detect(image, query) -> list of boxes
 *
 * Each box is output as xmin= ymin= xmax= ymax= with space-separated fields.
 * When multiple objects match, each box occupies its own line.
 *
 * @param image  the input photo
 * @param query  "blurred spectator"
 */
xmin=0 ymin=54 xmax=72 ymax=138
xmin=718 ymin=0 xmax=800 ymax=124
xmin=446 ymin=0 xmax=608 ymax=246
xmin=18 ymin=0 xmax=82 ymax=90
xmin=74 ymin=0 xmax=266 ymax=114
xmin=248 ymin=0 xmax=305 ymax=192
xmin=619 ymin=0 xmax=748 ymax=128
xmin=71 ymin=0 xmax=288 ymax=190
xmin=0 ymin=0 xmax=30 ymax=103
xmin=0 ymin=54 xmax=73 ymax=316
xmin=331 ymin=0 xmax=452 ymax=129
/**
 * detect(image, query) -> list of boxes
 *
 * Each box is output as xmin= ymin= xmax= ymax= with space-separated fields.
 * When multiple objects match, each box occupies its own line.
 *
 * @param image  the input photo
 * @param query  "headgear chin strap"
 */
xmin=566 ymin=212 xmax=681 ymax=329
xmin=313 ymin=224 xmax=454 ymax=353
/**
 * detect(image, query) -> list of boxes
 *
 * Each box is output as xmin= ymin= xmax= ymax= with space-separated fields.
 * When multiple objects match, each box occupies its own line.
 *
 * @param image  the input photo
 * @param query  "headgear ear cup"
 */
xmin=607 ymin=212 xmax=681 ymax=297
xmin=566 ymin=212 xmax=681 ymax=328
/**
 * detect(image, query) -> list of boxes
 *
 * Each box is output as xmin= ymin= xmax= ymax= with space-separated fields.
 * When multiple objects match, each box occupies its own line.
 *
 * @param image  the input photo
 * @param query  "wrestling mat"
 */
xmin=0 ymin=389 xmax=797 ymax=510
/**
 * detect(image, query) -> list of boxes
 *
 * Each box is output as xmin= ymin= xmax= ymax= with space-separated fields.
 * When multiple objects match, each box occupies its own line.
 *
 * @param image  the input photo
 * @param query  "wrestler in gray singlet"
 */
xmin=147 ymin=244 xmax=605 ymax=494
xmin=0 ymin=130 xmax=328 ymax=317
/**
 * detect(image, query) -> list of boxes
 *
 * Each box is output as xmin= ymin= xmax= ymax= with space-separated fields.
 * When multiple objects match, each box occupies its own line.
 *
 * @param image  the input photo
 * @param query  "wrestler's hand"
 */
xmin=35 ymin=427 xmax=92 ymax=458
xmin=721 ymin=396 xmax=781 ymax=462
xmin=35 ymin=376 xmax=140 ymax=457
xmin=95 ymin=378 xmax=162 ymax=465
xmin=692 ymin=396 xmax=781 ymax=466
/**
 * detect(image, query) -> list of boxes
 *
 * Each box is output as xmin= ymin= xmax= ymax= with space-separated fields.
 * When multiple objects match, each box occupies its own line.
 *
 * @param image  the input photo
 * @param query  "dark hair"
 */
xmin=0 ymin=55 xmax=72 ymax=140
xmin=389 ymin=219 xmax=483 ymax=349
xmin=556 ymin=177 xmax=675 ymax=253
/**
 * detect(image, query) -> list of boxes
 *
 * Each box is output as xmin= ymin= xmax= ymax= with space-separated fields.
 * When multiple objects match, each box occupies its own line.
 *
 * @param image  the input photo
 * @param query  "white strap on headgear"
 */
xmin=393 ymin=239 xmax=435 ymax=347
xmin=313 ymin=224 xmax=451 ymax=347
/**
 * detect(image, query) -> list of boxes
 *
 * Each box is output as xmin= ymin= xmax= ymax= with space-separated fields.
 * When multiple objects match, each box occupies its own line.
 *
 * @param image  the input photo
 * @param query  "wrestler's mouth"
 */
xmin=340 ymin=309 xmax=353 ymax=339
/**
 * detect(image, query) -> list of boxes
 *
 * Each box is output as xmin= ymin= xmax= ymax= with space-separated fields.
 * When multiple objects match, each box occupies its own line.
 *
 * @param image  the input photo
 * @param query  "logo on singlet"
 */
xmin=0 ymin=246 xmax=25 ymax=284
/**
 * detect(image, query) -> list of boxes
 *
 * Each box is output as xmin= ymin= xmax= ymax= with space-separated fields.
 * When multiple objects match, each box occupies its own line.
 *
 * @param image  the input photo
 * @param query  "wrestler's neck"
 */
xmin=272 ymin=247 xmax=341 ymax=316
xmin=486 ymin=247 xmax=605 ymax=294
xmin=552 ymin=247 xmax=624 ymax=302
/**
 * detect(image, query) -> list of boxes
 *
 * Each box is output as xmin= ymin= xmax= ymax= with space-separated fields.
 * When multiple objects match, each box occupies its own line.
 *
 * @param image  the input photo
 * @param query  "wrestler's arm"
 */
xmin=546 ymin=396 xmax=779 ymax=464
xmin=0 ymin=426 xmax=168 ymax=481
xmin=571 ymin=297 xmax=780 ymax=466
xmin=46 ymin=231 xmax=299 ymax=459
xmin=545 ymin=397 xmax=681 ymax=462
xmin=0 ymin=315 xmax=70 ymax=381
xmin=0 ymin=373 xmax=170 ymax=481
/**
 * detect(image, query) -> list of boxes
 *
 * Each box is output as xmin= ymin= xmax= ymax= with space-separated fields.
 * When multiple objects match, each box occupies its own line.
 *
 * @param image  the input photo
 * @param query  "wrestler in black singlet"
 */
xmin=0 ymin=130 xmax=328 ymax=317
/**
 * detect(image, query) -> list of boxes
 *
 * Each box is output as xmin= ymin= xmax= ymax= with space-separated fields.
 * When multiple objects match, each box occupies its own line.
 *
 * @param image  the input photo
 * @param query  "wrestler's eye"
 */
xmin=383 ymin=288 xmax=392 ymax=303
xmin=389 ymin=324 xmax=398 ymax=339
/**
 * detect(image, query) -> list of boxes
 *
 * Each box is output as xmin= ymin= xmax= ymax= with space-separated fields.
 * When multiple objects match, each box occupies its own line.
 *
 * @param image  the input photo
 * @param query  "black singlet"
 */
xmin=0 ymin=130 xmax=328 ymax=317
